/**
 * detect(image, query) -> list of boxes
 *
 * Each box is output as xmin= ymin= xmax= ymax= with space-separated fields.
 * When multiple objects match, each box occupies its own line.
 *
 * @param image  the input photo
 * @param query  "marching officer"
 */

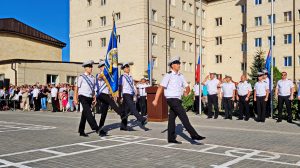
xmin=193 ymin=82 xmax=200 ymax=114
xmin=220 ymin=75 xmax=236 ymax=120
xmin=119 ymin=63 xmax=147 ymax=131
xmin=236 ymin=75 xmax=252 ymax=121
xmin=202 ymin=72 xmax=221 ymax=119
xmin=275 ymin=72 xmax=294 ymax=123
xmin=95 ymin=61 xmax=123 ymax=136
xmin=74 ymin=60 xmax=99 ymax=137
xmin=136 ymin=78 xmax=150 ymax=116
xmin=263 ymin=69 xmax=271 ymax=118
xmin=254 ymin=72 xmax=269 ymax=123
xmin=152 ymin=57 xmax=205 ymax=144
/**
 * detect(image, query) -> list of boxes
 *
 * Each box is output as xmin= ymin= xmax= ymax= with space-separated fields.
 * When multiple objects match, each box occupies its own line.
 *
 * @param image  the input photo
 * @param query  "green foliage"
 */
xmin=182 ymin=90 xmax=195 ymax=112
xmin=248 ymin=49 xmax=265 ymax=86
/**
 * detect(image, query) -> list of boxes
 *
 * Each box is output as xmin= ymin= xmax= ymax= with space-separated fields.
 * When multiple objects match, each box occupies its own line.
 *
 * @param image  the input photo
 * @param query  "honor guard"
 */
xmin=95 ymin=61 xmax=123 ymax=136
xmin=236 ymin=75 xmax=252 ymax=121
xmin=275 ymin=72 xmax=294 ymax=123
xmin=220 ymin=75 xmax=236 ymax=120
xmin=202 ymin=72 xmax=221 ymax=119
xmin=254 ymin=72 xmax=269 ymax=122
xmin=74 ymin=60 xmax=99 ymax=137
xmin=153 ymin=57 xmax=205 ymax=144
xmin=136 ymin=78 xmax=150 ymax=116
xmin=193 ymin=83 xmax=200 ymax=114
xmin=263 ymin=69 xmax=271 ymax=118
xmin=119 ymin=63 xmax=147 ymax=131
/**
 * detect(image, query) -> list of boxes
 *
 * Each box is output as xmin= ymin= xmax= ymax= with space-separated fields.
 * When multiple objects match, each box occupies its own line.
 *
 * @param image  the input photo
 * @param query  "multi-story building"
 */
xmin=70 ymin=0 xmax=300 ymax=84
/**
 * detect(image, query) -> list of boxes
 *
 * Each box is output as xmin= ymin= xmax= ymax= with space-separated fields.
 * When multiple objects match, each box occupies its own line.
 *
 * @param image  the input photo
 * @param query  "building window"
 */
xmin=151 ymin=33 xmax=157 ymax=45
xmin=182 ymin=41 xmax=187 ymax=51
xmin=100 ymin=0 xmax=106 ymax=6
xmin=170 ymin=38 xmax=175 ymax=48
xmin=196 ymin=7 xmax=200 ymax=16
xmin=202 ymin=46 xmax=205 ymax=54
xmin=215 ymin=55 xmax=222 ymax=64
xmin=268 ymin=36 xmax=275 ymax=46
xmin=170 ymin=0 xmax=176 ymax=6
xmin=241 ymin=62 xmax=247 ymax=71
xmin=182 ymin=62 xmax=187 ymax=71
xmin=115 ymin=12 xmax=121 ymax=20
xmin=241 ymin=4 xmax=246 ymax=13
xmin=284 ymin=34 xmax=292 ymax=44
xmin=117 ymin=35 xmax=121 ymax=43
xmin=182 ymin=1 xmax=187 ymax=11
xmin=202 ymin=10 xmax=206 ymax=19
xmin=190 ymin=63 xmax=193 ymax=72
xmin=189 ymin=23 xmax=193 ymax=32
xmin=87 ymin=20 xmax=92 ymax=27
xmin=216 ymin=17 xmax=222 ymax=26
xmin=298 ymin=10 xmax=300 ymax=20
xmin=284 ymin=11 xmax=292 ymax=22
xmin=298 ymin=56 xmax=300 ymax=65
xmin=189 ymin=3 xmax=193 ymax=13
xmin=152 ymin=57 xmax=158 ymax=67
xmin=100 ymin=16 xmax=106 ymax=26
xmin=0 ymin=74 xmax=5 ymax=81
xmin=255 ymin=38 xmax=262 ymax=47
xmin=196 ymin=26 xmax=200 ymax=34
xmin=255 ymin=0 xmax=262 ymax=5
xmin=182 ymin=20 xmax=186 ymax=30
xmin=101 ymin=38 xmax=106 ymax=47
xmin=268 ymin=0 xmax=275 ymax=2
xmin=268 ymin=14 xmax=276 ymax=24
xmin=216 ymin=36 xmax=222 ymax=45
xmin=196 ymin=45 xmax=200 ymax=53
xmin=67 ymin=76 xmax=76 ymax=85
xmin=241 ymin=43 xmax=247 ymax=52
xmin=87 ymin=0 xmax=92 ymax=6
xmin=284 ymin=56 xmax=292 ymax=67
xmin=255 ymin=16 xmax=262 ymax=26
xmin=151 ymin=9 xmax=157 ymax=21
xmin=241 ymin=24 xmax=246 ymax=32
xmin=189 ymin=42 xmax=193 ymax=52
xmin=47 ymin=74 xmax=58 ymax=84
xmin=170 ymin=16 xmax=175 ymax=27
xmin=202 ymin=27 xmax=205 ymax=36
xmin=299 ymin=33 xmax=300 ymax=42
xmin=87 ymin=40 xmax=92 ymax=47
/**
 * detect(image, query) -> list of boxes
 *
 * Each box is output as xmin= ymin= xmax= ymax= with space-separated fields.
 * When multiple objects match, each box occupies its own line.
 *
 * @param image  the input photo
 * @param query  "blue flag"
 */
xmin=102 ymin=19 xmax=118 ymax=96
xmin=265 ymin=49 xmax=272 ymax=89
xmin=147 ymin=60 xmax=153 ymax=81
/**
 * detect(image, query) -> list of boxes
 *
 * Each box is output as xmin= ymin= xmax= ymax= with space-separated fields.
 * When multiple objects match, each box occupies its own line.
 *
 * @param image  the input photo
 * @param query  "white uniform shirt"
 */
xmin=51 ymin=87 xmax=58 ymax=98
xmin=95 ymin=73 xmax=109 ymax=95
xmin=32 ymin=88 xmax=40 ymax=98
xmin=205 ymin=78 xmax=219 ymax=95
xmin=120 ymin=73 xmax=135 ymax=95
xmin=75 ymin=73 xmax=96 ymax=98
xmin=276 ymin=79 xmax=294 ymax=96
xmin=193 ymin=84 xmax=202 ymax=96
xmin=160 ymin=70 xmax=188 ymax=99
xmin=136 ymin=83 xmax=150 ymax=97
xmin=254 ymin=81 xmax=268 ymax=97
xmin=237 ymin=81 xmax=252 ymax=96
xmin=263 ymin=77 xmax=270 ymax=88
xmin=221 ymin=82 xmax=236 ymax=98
xmin=59 ymin=87 xmax=66 ymax=93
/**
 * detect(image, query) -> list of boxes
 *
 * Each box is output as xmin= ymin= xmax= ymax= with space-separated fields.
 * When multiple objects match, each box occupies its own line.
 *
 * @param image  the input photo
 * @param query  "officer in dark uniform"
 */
xmin=74 ymin=60 xmax=99 ymax=137
xmin=119 ymin=63 xmax=147 ymax=131
xmin=136 ymin=78 xmax=150 ymax=116
xmin=95 ymin=61 xmax=123 ymax=136
xmin=152 ymin=57 xmax=206 ymax=144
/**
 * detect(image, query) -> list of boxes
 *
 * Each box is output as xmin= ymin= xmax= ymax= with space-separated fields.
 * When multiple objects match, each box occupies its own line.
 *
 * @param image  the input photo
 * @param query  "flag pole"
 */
xmin=147 ymin=0 xmax=153 ymax=86
xmin=198 ymin=0 xmax=202 ymax=115
xmin=270 ymin=0 xmax=274 ymax=117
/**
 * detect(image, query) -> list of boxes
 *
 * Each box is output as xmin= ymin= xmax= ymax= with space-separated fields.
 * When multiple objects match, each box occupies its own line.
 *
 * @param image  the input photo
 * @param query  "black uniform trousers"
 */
xmin=207 ymin=94 xmax=219 ymax=118
xmin=138 ymin=96 xmax=147 ymax=116
xmin=51 ymin=97 xmax=59 ymax=112
xmin=167 ymin=98 xmax=199 ymax=141
xmin=265 ymin=93 xmax=271 ymax=117
xmin=97 ymin=93 xmax=121 ymax=129
xmin=194 ymin=96 xmax=200 ymax=114
xmin=223 ymin=97 xmax=233 ymax=118
xmin=121 ymin=94 xmax=145 ymax=129
xmin=238 ymin=95 xmax=250 ymax=119
xmin=256 ymin=96 xmax=266 ymax=122
xmin=33 ymin=97 xmax=40 ymax=111
xmin=277 ymin=95 xmax=292 ymax=121
xmin=78 ymin=95 xmax=99 ymax=133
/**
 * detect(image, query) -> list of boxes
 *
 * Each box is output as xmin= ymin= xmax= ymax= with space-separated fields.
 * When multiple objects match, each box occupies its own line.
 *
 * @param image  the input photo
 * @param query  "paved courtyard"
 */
xmin=0 ymin=110 xmax=300 ymax=168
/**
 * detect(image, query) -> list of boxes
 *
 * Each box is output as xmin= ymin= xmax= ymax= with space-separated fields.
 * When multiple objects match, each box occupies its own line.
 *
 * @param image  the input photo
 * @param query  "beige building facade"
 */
xmin=70 ymin=0 xmax=300 ymax=83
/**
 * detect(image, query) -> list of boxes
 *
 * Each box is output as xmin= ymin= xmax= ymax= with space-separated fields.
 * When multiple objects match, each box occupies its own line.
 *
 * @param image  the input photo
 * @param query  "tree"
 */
xmin=248 ymin=49 xmax=265 ymax=86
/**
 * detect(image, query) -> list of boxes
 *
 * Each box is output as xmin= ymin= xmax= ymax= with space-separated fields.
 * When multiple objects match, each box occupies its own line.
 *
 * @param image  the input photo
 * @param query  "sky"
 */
xmin=0 ymin=0 xmax=70 ymax=61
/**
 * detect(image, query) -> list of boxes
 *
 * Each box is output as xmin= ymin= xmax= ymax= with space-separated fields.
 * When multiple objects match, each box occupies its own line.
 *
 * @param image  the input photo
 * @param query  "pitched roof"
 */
xmin=0 ymin=18 xmax=66 ymax=48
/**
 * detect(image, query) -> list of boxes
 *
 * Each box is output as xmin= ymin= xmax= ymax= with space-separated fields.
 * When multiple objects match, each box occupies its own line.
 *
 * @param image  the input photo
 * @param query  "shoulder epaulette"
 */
xmin=167 ymin=71 xmax=172 ymax=74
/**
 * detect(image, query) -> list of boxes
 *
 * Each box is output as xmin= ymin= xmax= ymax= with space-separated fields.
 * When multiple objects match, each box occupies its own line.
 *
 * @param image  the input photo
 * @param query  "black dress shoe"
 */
xmin=168 ymin=140 xmax=182 ymax=144
xmin=99 ymin=130 xmax=108 ymax=136
xmin=191 ymin=135 xmax=206 ymax=141
xmin=214 ymin=116 xmax=218 ymax=119
xmin=287 ymin=119 xmax=293 ymax=123
xmin=237 ymin=118 xmax=243 ymax=120
xmin=79 ymin=133 xmax=89 ymax=137
xmin=207 ymin=116 xmax=212 ymax=119
xmin=141 ymin=117 xmax=148 ymax=126
xmin=120 ymin=127 xmax=128 ymax=131
xmin=224 ymin=117 xmax=228 ymax=119
xmin=244 ymin=118 xmax=249 ymax=121
xmin=276 ymin=119 xmax=282 ymax=123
